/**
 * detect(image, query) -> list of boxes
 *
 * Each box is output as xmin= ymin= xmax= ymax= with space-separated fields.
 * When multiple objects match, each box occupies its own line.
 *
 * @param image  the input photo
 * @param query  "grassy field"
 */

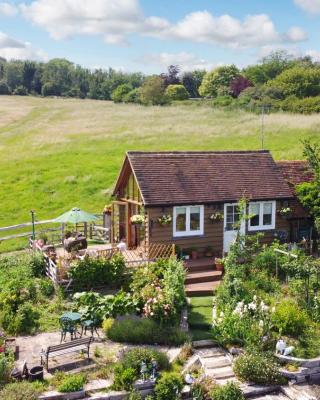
xmin=0 ymin=95 xmax=319 ymax=251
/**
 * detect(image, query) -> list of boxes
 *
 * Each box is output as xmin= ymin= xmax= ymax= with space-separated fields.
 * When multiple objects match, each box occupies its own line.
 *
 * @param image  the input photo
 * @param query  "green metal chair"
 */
xmin=60 ymin=316 xmax=77 ymax=343
xmin=80 ymin=318 xmax=99 ymax=337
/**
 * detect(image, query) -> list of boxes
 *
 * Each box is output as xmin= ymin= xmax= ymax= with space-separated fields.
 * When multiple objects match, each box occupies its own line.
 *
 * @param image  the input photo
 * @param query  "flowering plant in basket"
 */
xmin=158 ymin=214 xmax=172 ymax=226
xmin=130 ymin=214 xmax=145 ymax=225
xmin=210 ymin=212 xmax=223 ymax=222
xmin=279 ymin=207 xmax=292 ymax=217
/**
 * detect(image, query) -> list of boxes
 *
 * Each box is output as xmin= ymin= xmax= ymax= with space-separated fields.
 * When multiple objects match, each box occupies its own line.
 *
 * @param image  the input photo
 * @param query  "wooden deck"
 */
xmin=184 ymin=258 xmax=223 ymax=297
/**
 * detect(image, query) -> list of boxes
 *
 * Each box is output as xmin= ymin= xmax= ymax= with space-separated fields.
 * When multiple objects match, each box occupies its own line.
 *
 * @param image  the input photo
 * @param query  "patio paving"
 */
xmin=15 ymin=330 xmax=181 ymax=378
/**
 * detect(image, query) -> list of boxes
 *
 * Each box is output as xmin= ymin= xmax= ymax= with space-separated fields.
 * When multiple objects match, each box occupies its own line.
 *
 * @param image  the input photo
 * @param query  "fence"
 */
xmin=32 ymin=241 xmax=175 ymax=286
xmin=0 ymin=213 xmax=110 ymax=251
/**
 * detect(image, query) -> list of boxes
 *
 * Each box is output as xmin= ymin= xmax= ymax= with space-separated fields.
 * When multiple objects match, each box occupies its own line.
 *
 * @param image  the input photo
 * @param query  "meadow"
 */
xmin=0 ymin=95 xmax=319 ymax=251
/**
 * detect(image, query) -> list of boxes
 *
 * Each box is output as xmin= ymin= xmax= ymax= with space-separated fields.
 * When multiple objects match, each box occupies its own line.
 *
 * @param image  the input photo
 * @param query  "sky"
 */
xmin=0 ymin=0 xmax=320 ymax=73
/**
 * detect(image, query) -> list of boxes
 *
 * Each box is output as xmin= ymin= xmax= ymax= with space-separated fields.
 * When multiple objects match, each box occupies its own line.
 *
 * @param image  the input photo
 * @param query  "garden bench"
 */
xmin=40 ymin=337 xmax=93 ymax=370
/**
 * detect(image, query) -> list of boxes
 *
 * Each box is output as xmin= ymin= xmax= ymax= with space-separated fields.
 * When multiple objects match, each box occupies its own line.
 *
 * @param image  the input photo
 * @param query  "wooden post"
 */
xmin=84 ymin=222 xmax=87 ymax=238
xmin=172 ymin=243 xmax=176 ymax=258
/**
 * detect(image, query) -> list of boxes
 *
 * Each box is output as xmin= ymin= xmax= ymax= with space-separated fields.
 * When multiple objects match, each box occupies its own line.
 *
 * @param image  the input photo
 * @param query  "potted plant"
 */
xmin=158 ymin=214 xmax=172 ymax=226
xmin=189 ymin=247 xmax=198 ymax=260
xmin=215 ymin=257 xmax=224 ymax=271
xmin=209 ymin=212 xmax=223 ymax=222
xmin=204 ymin=246 xmax=214 ymax=258
xmin=130 ymin=214 xmax=145 ymax=225
xmin=279 ymin=207 xmax=293 ymax=219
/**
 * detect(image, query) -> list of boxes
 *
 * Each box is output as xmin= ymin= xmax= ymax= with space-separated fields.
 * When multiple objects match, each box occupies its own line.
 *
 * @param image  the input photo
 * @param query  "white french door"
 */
xmin=223 ymin=203 xmax=245 ymax=253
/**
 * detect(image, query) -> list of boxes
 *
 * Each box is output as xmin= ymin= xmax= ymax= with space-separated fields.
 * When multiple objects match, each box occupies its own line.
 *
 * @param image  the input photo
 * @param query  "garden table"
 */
xmin=60 ymin=312 xmax=82 ymax=339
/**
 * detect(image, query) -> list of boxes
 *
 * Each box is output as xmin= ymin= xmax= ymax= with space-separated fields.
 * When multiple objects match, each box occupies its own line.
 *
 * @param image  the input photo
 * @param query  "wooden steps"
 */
xmin=186 ymin=270 xmax=222 ymax=284
xmin=185 ymin=280 xmax=221 ymax=296
xmin=184 ymin=258 xmax=222 ymax=296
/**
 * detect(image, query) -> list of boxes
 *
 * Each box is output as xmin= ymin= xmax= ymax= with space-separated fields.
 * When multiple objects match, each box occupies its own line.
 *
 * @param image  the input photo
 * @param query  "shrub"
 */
xmin=0 ymin=352 xmax=14 ymax=387
xmin=212 ymin=95 xmax=233 ymax=107
xmin=0 ymin=381 xmax=41 ymax=399
xmin=280 ymin=96 xmax=320 ymax=114
xmin=123 ymin=88 xmax=141 ymax=103
xmin=73 ymin=290 xmax=134 ymax=323
xmin=165 ymin=84 xmax=189 ymax=101
xmin=234 ymin=352 xmax=284 ymax=384
xmin=154 ymin=372 xmax=183 ymax=400
xmin=131 ymin=258 xmax=186 ymax=324
xmin=28 ymin=253 xmax=46 ymax=277
xmin=102 ymin=318 xmax=115 ymax=336
xmin=121 ymin=348 xmax=170 ymax=373
xmin=129 ymin=390 xmax=142 ymax=400
xmin=39 ymin=278 xmax=55 ymax=297
xmin=210 ymin=382 xmax=244 ymax=400
xmin=140 ymin=76 xmax=168 ymax=105
xmin=69 ymin=253 xmax=126 ymax=290
xmin=13 ymin=85 xmax=28 ymax=95
xmin=199 ymin=65 xmax=239 ymax=97
xmin=271 ymin=299 xmax=308 ymax=336
xmin=41 ymin=81 xmax=59 ymax=96
xmin=0 ymin=80 xmax=10 ymax=94
xmin=107 ymin=317 xmax=189 ymax=345
xmin=111 ymin=84 xmax=133 ymax=103
xmin=57 ymin=374 xmax=86 ymax=392
xmin=113 ymin=366 xmax=137 ymax=391
xmin=14 ymin=302 xmax=40 ymax=334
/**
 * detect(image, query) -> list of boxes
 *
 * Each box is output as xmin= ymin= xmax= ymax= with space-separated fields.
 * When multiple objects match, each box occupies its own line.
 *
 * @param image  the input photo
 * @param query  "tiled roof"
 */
xmin=276 ymin=161 xmax=314 ymax=219
xmin=124 ymin=151 xmax=294 ymax=206
xmin=276 ymin=161 xmax=314 ymax=190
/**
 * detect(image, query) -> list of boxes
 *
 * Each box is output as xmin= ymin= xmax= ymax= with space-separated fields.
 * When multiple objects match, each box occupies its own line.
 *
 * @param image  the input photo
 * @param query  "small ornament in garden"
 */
xmin=276 ymin=339 xmax=287 ymax=355
xmin=130 ymin=214 xmax=145 ymax=225
xmin=157 ymin=214 xmax=172 ymax=226
xmin=151 ymin=358 xmax=158 ymax=379
xmin=140 ymin=361 xmax=148 ymax=381
xmin=209 ymin=212 xmax=223 ymax=222
xmin=279 ymin=207 xmax=292 ymax=217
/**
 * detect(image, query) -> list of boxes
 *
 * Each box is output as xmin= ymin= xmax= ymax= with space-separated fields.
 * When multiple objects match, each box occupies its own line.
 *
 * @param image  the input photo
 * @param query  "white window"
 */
xmin=173 ymin=205 xmax=204 ymax=237
xmin=248 ymin=201 xmax=276 ymax=231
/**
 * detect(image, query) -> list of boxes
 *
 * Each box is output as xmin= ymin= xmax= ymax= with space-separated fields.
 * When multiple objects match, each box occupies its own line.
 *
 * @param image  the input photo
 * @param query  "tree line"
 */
xmin=1 ymin=51 xmax=320 ymax=113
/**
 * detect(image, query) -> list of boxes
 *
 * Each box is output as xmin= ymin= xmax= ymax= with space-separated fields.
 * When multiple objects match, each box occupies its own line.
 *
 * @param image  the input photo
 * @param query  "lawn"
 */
xmin=188 ymin=296 xmax=213 ymax=340
xmin=0 ymin=95 xmax=319 ymax=252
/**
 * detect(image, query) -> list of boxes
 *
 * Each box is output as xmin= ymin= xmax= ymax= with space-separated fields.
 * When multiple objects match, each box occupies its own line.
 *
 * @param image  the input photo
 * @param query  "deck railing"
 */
xmin=32 ymin=241 xmax=175 ymax=286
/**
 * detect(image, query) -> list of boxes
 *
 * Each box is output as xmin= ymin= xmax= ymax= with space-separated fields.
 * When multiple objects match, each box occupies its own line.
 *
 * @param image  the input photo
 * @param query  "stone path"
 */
xmin=195 ymin=346 xmax=237 ymax=384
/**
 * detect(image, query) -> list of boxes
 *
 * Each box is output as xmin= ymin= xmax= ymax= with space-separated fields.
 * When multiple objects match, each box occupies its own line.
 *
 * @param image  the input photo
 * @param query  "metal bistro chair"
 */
xmin=60 ymin=316 xmax=77 ymax=343
xmin=80 ymin=318 xmax=100 ymax=338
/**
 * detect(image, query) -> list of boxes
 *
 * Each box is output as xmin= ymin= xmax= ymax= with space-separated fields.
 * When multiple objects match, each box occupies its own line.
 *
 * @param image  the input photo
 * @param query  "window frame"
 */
xmin=248 ymin=200 xmax=276 ymax=231
xmin=173 ymin=205 xmax=204 ymax=237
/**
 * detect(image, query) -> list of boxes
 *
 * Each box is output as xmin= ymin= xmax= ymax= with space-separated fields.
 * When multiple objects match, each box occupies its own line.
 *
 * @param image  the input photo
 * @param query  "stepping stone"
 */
xmin=205 ymin=365 xmax=235 ymax=379
xmin=202 ymin=355 xmax=231 ymax=369
xmin=196 ymin=348 xmax=225 ymax=358
xmin=192 ymin=339 xmax=217 ymax=348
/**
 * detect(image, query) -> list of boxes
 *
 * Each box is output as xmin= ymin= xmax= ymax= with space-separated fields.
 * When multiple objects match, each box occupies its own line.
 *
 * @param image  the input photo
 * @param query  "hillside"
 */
xmin=0 ymin=95 xmax=319 ymax=251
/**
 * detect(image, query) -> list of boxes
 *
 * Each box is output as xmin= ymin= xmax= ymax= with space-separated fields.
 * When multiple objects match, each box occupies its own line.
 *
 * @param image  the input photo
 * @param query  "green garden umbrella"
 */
xmin=54 ymin=207 xmax=98 ymax=224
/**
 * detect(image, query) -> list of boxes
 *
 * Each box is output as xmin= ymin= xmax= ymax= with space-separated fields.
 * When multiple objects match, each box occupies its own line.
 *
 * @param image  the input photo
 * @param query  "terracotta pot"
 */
xmin=215 ymin=261 xmax=224 ymax=271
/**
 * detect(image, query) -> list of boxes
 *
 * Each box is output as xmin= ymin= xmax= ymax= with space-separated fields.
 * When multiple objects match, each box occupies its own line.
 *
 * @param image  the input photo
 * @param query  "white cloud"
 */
xmin=20 ymin=0 xmax=307 ymax=49
xmin=285 ymin=26 xmax=308 ymax=42
xmin=0 ymin=2 xmax=18 ymax=17
xmin=0 ymin=32 xmax=47 ymax=60
xmin=141 ymin=52 xmax=216 ymax=72
xmin=294 ymin=0 xmax=320 ymax=14
xmin=21 ymin=0 xmax=143 ymax=42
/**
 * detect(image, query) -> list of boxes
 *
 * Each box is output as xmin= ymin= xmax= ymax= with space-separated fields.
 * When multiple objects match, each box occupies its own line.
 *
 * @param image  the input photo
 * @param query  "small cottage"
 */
xmin=111 ymin=150 xmax=313 ymax=257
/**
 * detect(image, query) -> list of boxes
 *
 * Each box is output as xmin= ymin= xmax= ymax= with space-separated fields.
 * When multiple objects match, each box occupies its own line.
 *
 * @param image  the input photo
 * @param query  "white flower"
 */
xmin=253 ymin=295 xmax=257 ymax=301
xmin=259 ymin=320 xmax=264 ymax=328
xmin=248 ymin=302 xmax=257 ymax=311
xmin=271 ymin=306 xmax=276 ymax=313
